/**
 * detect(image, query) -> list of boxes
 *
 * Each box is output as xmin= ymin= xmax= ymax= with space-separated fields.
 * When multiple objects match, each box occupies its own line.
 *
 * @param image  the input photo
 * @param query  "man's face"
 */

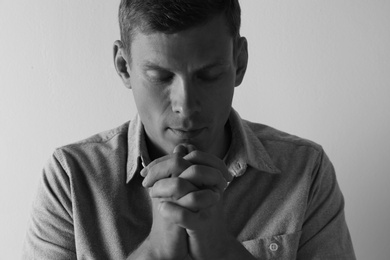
xmin=127 ymin=15 xmax=245 ymax=158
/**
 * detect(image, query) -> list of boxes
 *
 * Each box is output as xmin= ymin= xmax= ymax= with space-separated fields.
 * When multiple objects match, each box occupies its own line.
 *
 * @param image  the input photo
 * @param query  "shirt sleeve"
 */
xmin=297 ymin=149 xmax=356 ymax=259
xmin=22 ymin=153 xmax=77 ymax=259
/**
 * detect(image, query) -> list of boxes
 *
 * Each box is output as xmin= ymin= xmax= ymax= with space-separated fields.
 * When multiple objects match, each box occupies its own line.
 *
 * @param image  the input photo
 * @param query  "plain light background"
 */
xmin=1 ymin=0 xmax=389 ymax=259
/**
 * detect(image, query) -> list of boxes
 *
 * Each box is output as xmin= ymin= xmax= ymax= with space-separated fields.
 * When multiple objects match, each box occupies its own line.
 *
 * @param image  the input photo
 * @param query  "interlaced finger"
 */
xmin=149 ymin=177 xmax=198 ymax=201
xmin=184 ymin=150 xmax=233 ymax=183
xmin=142 ymin=155 xmax=192 ymax=188
xmin=180 ymin=165 xmax=227 ymax=192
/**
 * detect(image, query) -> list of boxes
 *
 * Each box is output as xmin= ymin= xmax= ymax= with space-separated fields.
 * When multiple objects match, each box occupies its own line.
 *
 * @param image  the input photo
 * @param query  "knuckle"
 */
xmin=171 ymin=177 xmax=182 ymax=187
xmin=158 ymin=201 xmax=168 ymax=215
xmin=170 ymin=177 xmax=185 ymax=199
xmin=151 ymin=180 xmax=161 ymax=191
xmin=204 ymin=189 xmax=218 ymax=202
xmin=172 ymin=206 xmax=186 ymax=224
xmin=186 ymin=190 xmax=214 ymax=209
xmin=187 ymin=192 xmax=198 ymax=205
xmin=190 ymin=164 xmax=203 ymax=176
xmin=190 ymin=164 xmax=199 ymax=173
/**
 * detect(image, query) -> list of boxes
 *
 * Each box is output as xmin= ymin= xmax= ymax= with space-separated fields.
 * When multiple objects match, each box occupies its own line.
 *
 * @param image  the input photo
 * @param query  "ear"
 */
xmin=234 ymin=37 xmax=248 ymax=87
xmin=113 ymin=40 xmax=132 ymax=89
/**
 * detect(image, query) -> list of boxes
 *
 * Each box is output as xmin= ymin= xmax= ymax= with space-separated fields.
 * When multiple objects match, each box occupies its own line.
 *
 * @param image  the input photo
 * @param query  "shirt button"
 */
xmin=269 ymin=242 xmax=279 ymax=252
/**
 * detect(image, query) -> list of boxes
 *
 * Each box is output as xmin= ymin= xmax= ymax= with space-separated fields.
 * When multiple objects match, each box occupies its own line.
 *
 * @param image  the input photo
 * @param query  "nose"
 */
xmin=171 ymin=77 xmax=201 ymax=117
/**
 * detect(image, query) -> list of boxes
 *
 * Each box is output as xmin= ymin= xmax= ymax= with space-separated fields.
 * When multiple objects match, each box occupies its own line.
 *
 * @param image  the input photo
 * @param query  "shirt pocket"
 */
xmin=242 ymin=231 xmax=302 ymax=259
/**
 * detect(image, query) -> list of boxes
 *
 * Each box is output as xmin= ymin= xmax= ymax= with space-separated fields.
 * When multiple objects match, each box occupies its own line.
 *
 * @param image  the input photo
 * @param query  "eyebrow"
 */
xmin=141 ymin=60 xmax=231 ymax=72
xmin=142 ymin=62 xmax=167 ymax=71
xmin=198 ymin=61 xmax=231 ymax=71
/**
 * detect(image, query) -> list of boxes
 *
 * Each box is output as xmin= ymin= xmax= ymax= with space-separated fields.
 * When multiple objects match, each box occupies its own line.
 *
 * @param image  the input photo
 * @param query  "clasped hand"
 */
xmin=140 ymin=144 xmax=233 ymax=260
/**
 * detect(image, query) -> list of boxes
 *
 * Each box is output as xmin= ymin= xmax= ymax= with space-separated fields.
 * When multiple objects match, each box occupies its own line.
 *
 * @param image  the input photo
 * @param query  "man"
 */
xmin=23 ymin=0 xmax=356 ymax=259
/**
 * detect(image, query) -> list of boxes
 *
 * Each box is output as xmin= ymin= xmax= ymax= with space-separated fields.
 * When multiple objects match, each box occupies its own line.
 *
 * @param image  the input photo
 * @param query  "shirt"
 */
xmin=23 ymin=109 xmax=356 ymax=259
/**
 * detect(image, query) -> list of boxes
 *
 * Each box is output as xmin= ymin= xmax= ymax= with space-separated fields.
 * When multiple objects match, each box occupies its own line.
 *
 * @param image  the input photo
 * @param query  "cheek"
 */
xmin=212 ymin=81 xmax=235 ymax=109
xmin=131 ymin=80 xmax=171 ymax=122
xmin=202 ymin=91 xmax=233 ymax=125
xmin=209 ymin=84 xmax=235 ymax=122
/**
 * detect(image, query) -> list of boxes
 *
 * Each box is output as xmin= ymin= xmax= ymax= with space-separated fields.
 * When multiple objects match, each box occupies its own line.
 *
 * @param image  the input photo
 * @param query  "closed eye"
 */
xmin=197 ymin=68 xmax=225 ymax=82
xmin=145 ymin=69 xmax=174 ymax=83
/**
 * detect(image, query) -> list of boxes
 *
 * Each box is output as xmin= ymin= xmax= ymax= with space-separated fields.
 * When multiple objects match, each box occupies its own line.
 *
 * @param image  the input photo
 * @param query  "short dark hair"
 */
xmin=118 ymin=0 xmax=241 ymax=54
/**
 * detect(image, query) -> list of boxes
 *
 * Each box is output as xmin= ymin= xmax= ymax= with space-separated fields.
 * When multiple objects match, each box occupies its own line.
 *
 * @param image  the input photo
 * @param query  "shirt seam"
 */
xmin=57 ymin=125 xmax=129 ymax=150
xmin=259 ymin=138 xmax=322 ymax=153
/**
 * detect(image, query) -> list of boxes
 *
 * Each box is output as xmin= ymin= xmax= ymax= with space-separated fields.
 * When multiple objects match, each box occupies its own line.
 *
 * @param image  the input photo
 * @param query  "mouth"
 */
xmin=169 ymin=127 xmax=205 ymax=139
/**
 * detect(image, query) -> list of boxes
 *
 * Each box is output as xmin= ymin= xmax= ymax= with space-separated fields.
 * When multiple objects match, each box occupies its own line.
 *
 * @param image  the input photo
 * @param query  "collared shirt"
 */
xmin=23 ymin=109 xmax=356 ymax=259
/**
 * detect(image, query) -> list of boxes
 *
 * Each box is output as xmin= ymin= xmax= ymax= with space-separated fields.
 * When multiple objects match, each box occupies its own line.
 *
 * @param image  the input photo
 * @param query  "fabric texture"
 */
xmin=23 ymin=109 xmax=356 ymax=259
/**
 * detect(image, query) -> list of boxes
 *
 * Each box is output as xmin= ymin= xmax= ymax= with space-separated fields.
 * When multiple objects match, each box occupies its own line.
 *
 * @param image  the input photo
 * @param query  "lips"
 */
xmin=169 ymin=127 xmax=205 ymax=139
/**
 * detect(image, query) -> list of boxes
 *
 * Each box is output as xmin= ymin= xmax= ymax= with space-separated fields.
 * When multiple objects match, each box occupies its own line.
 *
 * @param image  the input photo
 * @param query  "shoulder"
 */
xmin=57 ymin=121 xmax=129 ymax=150
xmin=243 ymin=119 xmax=322 ymax=152
xmin=241 ymin=119 xmax=325 ymax=172
xmin=64 ymin=121 xmax=129 ymax=147
xmin=52 ymin=121 xmax=130 ymax=172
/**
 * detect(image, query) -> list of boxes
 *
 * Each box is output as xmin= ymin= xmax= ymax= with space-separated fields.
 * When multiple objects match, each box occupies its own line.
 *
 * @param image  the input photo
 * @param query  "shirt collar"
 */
xmin=224 ymin=109 xmax=281 ymax=177
xmin=126 ymin=114 xmax=151 ymax=183
xmin=126 ymin=109 xmax=280 ymax=183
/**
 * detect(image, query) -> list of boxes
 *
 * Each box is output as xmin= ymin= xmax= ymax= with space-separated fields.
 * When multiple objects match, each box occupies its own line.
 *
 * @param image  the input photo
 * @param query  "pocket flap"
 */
xmin=242 ymin=231 xmax=302 ymax=259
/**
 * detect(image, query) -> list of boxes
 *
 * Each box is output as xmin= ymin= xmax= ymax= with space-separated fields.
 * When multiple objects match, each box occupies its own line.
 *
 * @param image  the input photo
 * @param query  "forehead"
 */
xmin=130 ymin=15 xmax=234 ymax=69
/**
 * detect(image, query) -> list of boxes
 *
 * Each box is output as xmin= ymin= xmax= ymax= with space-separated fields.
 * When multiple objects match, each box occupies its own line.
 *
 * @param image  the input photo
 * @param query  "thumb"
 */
xmin=173 ymin=143 xmax=197 ymax=156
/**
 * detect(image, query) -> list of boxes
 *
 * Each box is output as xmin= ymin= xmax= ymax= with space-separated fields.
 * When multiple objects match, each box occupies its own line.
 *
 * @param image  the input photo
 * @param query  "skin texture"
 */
xmin=114 ymin=14 xmax=254 ymax=260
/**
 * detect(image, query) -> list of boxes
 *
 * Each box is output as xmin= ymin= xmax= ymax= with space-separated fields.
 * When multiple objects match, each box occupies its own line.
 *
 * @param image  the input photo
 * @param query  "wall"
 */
xmin=1 ymin=0 xmax=389 ymax=259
